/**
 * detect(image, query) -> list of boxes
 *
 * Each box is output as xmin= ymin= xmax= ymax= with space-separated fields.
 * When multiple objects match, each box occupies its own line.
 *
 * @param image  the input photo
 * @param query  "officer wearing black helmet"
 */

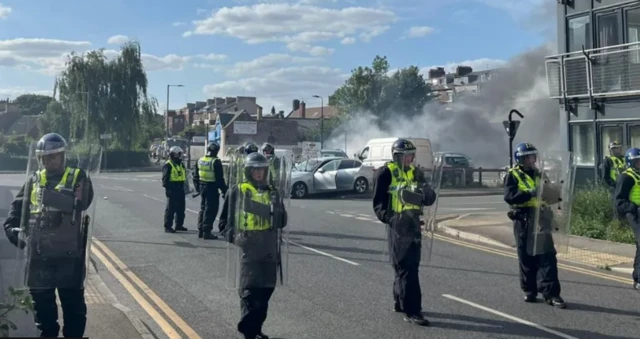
xmin=261 ymin=142 xmax=281 ymax=188
xmin=219 ymin=152 xmax=289 ymax=339
xmin=504 ymin=142 xmax=566 ymax=308
xmin=372 ymin=138 xmax=436 ymax=326
xmin=193 ymin=142 xmax=228 ymax=239
xmin=244 ymin=142 xmax=259 ymax=155
xmin=602 ymin=141 xmax=625 ymax=190
xmin=162 ymin=146 xmax=188 ymax=233
xmin=3 ymin=133 xmax=95 ymax=337
xmin=614 ymin=148 xmax=640 ymax=290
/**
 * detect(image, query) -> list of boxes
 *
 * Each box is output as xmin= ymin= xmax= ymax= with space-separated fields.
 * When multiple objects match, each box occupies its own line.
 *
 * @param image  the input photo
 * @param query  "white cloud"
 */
xmin=0 ymin=3 xmax=11 ymax=19
xmin=406 ymin=26 xmax=434 ymax=38
xmin=226 ymin=53 xmax=321 ymax=77
xmin=0 ymin=87 xmax=52 ymax=99
xmin=422 ymin=57 xmax=507 ymax=74
xmin=0 ymin=38 xmax=227 ymax=75
xmin=184 ymin=3 xmax=396 ymax=54
xmin=172 ymin=22 xmax=186 ymax=26
xmin=106 ymin=35 xmax=129 ymax=45
xmin=341 ymin=37 xmax=355 ymax=45
xmin=204 ymin=66 xmax=348 ymax=110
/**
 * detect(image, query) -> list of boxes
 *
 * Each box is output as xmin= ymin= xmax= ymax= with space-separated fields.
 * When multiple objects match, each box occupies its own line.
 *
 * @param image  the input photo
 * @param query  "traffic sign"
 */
xmin=502 ymin=120 xmax=520 ymax=139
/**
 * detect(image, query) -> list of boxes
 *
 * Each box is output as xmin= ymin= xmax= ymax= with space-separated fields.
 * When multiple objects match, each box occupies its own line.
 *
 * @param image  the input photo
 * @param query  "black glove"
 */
xmin=529 ymin=188 xmax=538 ymax=197
xmin=165 ymin=188 xmax=172 ymax=198
xmin=5 ymin=228 xmax=25 ymax=249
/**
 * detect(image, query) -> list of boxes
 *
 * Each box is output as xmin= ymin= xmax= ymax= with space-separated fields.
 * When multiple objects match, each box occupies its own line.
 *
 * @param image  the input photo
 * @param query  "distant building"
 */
xmin=0 ymin=99 xmax=39 ymax=138
xmin=167 ymin=96 xmax=263 ymax=135
xmin=427 ymin=66 xmax=503 ymax=104
xmin=286 ymin=99 xmax=339 ymax=139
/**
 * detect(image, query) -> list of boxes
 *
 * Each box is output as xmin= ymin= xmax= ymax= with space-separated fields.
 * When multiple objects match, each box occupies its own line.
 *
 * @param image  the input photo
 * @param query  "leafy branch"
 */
xmin=0 ymin=287 xmax=34 ymax=336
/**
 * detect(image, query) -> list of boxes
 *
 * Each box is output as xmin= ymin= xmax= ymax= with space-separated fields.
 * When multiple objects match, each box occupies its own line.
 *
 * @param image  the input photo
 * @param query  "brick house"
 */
xmin=285 ymin=99 xmax=338 ymax=139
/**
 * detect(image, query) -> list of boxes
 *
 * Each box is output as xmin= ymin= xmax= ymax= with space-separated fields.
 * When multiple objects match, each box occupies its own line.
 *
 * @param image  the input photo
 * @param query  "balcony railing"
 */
xmin=546 ymin=41 xmax=640 ymax=99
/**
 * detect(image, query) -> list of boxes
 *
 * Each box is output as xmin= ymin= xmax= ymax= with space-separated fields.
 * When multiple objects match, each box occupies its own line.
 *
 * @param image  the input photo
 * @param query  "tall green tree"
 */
xmin=55 ymin=41 xmax=157 ymax=149
xmin=38 ymin=100 xmax=71 ymax=139
xmin=13 ymin=94 xmax=53 ymax=115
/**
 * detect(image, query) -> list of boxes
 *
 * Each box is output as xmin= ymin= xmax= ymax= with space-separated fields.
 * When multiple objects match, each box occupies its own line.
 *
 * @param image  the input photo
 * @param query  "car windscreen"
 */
xmin=294 ymin=159 xmax=321 ymax=172
xmin=445 ymin=156 xmax=469 ymax=167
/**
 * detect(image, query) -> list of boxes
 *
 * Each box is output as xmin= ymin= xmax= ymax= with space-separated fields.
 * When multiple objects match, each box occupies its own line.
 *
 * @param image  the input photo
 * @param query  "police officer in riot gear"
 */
xmin=163 ymin=146 xmax=188 ymax=233
xmin=3 ymin=133 xmax=95 ymax=337
xmin=244 ymin=142 xmax=259 ymax=155
xmin=219 ymin=152 xmax=288 ymax=339
xmin=504 ymin=142 xmax=566 ymax=308
xmin=614 ymin=148 xmax=640 ymax=290
xmin=373 ymin=138 xmax=436 ymax=326
xmin=262 ymin=142 xmax=281 ymax=188
xmin=603 ymin=141 xmax=625 ymax=190
xmin=193 ymin=142 xmax=227 ymax=239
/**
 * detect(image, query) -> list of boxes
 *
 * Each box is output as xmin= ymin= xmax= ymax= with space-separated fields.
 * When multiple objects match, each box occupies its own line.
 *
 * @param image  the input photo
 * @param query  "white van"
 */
xmin=355 ymin=137 xmax=433 ymax=170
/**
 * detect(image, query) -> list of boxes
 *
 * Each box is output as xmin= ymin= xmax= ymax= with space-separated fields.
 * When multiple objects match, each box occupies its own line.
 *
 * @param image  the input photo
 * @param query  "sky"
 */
xmin=0 ymin=0 xmax=553 ymax=113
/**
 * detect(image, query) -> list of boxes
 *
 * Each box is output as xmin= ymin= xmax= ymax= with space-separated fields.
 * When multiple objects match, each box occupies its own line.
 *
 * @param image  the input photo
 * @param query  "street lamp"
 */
xmin=312 ymin=95 xmax=324 ymax=150
xmin=166 ymin=84 xmax=184 ymax=138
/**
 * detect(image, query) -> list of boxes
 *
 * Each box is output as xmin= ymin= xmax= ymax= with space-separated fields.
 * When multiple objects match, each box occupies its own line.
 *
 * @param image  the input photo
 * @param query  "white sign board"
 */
xmin=302 ymin=141 xmax=321 ymax=158
xmin=100 ymin=134 xmax=112 ymax=140
xmin=233 ymin=121 xmax=257 ymax=135
xmin=192 ymin=136 xmax=206 ymax=143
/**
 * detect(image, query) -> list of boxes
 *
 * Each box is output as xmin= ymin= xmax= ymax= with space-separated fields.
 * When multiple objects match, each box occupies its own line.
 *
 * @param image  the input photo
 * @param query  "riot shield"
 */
xmin=17 ymin=141 xmax=102 ymax=290
xmin=185 ymin=169 xmax=196 ymax=200
xmin=531 ymin=151 xmax=575 ymax=256
xmin=421 ymin=156 xmax=444 ymax=262
xmin=226 ymin=154 xmax=291 ymax=290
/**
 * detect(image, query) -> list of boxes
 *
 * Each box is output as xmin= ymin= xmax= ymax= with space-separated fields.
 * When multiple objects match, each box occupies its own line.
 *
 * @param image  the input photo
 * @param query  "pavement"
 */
xmin=2 ymin=172 xmax=640 ymax=338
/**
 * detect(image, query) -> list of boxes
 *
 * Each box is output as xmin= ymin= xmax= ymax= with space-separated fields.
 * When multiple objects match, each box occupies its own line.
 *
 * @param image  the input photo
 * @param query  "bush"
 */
xmin=570 ymin=183 xmax=636 ymax=244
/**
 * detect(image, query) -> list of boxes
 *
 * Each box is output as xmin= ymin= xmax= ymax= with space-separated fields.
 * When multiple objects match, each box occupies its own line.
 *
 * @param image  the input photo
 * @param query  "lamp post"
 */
xmin=166 ymin=84 xmax=184 ymax=138
xmin=312 ymin=95 xmax=324 ymax=150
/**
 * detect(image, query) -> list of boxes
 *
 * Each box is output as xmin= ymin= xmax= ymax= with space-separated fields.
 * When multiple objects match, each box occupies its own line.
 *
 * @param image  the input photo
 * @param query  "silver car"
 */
xmin=291 ymin=157 xmax=374 ymax=199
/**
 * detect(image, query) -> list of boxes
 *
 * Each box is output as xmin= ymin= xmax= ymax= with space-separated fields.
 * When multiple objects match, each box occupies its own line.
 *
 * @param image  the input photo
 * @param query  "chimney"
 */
xmin=207 ymin=99 xmax=215 ymax=105
xmin=257 ymin=106 xmax=263 ymax=120
xmin=456 ymin=66 xmax=473 ymax=77
xmin=215 ymin=97 xmax=225 ymax=105
xmin=428 ymin=67 xmax=445 ymax=79
xmin=300 ymin=101 xmax=306 ymax=119
xmin=225 ymin=97 xmax=236 ymax=105
xmin=292 ymin=99 xmax=300 ymax=112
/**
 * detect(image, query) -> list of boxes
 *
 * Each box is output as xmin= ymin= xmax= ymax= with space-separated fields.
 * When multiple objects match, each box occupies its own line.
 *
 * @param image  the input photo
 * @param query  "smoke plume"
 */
xmin=325 ymin=42 xmax=559 ymax=168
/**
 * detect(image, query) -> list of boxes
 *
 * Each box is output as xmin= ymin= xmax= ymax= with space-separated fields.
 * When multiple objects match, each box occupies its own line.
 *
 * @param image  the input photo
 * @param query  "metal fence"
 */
xmin=545 ymin=41 xmax=640 ymax=99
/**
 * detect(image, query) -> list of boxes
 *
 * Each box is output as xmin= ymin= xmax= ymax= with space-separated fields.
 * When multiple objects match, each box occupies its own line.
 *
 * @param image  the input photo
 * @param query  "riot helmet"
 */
xmin=261 ymin=142 xmax=275 ymax=159
xmin=236 ymin=145 xmax=245 ymax=155
xmin=36 ymin=133 xmax=67 ymax=174
xmin=244 ymin=142 xmax=258 ymax=155
xmin=392 ymin=138 xmax=416 ymax=169
xmin=243 ymin=152 xmax=270 ymax=188
xmin=625 ymin=148 xmax=640 ymax=169
xmin=207 ymin=142 xmax=220 ymax=156
xmin=169 ymin=146 xmax=183 ymax=161
xmin=514 ymin=142 xmax=538 ymax=168
xmin=610 ymin=140 xmax=623 ymax=156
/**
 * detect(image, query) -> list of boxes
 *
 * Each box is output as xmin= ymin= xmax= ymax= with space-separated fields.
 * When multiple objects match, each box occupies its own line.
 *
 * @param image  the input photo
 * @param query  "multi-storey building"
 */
xmin=427 ymin=66 xmax=502 ymax=104
xmin=546 ymin=0 xmax=640 ymax=184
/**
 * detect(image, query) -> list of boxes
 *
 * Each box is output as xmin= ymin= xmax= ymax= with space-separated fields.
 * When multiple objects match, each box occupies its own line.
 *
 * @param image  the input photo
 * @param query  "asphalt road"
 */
xmin=2 ymin=172 xmax=638 ymax=339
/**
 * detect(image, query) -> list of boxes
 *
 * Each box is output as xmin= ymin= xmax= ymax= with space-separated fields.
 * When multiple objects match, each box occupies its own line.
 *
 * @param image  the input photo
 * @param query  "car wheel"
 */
xmin=353 ymin=177 xmax=369 ymax=194
xmin=292 ymin=182 xmax=308 ymax=199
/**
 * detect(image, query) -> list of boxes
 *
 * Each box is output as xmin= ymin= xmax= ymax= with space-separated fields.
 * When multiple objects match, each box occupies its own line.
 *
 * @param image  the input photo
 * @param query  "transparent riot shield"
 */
xmin=531 ymin=151 xmax=576 ymax=256
xmin=226 ymin=154 xmax=291 ymax=290
xmin=421 ymin=156 xmax=444 ymax=262
xmin=17 ymin=141 xmax=102 ymax=290
xmin=185 ymin=169 xmax=196 ymax=200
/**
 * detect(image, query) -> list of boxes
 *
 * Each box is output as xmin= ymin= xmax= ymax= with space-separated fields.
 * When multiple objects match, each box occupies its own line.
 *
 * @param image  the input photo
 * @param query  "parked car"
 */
xmin=434 ymin=152 xmax=475 ymax=186
xmin=290 ymin=157 xmax=374 ymax=198
xmin=320 ymin=149 xmax=349 ymax=158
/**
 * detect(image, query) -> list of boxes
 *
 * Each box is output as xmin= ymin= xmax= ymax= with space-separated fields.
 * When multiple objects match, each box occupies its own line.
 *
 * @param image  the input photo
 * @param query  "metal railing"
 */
xmin=546 ymin=41 xmax=640 ymax=99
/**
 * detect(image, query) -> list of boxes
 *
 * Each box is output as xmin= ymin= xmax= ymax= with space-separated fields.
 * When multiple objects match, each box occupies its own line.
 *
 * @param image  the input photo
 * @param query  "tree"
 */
xmin=13 ymin=94 xmax=53 ymax=115
xmin=270 ymin=106 xmax=276 ymax=115
xmin=329 ymin=55 xmax=432 ymax=122
xmin=38 ymin=100 xmax=71 ymax=139
xmin=55 ymin=41 xmax=157 ymax=150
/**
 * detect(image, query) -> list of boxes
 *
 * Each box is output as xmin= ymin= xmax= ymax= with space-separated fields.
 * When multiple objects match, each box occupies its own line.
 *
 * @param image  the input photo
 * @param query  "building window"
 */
xmin=567 ymin=15 xmax=591 ymax=52
xmin=597 ymin=12 xmax=621 ymax=48
xmin=600 ymin=125 xmax=623 ymax=159
xmin=627 ymin=8 xmax=640 ymax=63
xmin=629 ymin=125 xmax=640 ymax=148
xmin=571 ymin=124 xmax=595 ymax=165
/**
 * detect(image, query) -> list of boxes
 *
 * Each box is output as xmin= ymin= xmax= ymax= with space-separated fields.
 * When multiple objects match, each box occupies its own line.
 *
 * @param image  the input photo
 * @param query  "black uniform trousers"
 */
xmin=197 ymin=183 xmax=220 ymax=233
xmin=627 ymin=215 xmax=640 ymax=284
xmin=513 ymin=217 xmax=561 ymax=299
xmin=164 ymin=190 xmax=186 ymax=229
xmin=31 ymin=287 xmax=86 ymax=337
xmin=237 ymin=287 xmax=275 ymax=337
xmin=388 ymin=215 xmax=422 ymax=315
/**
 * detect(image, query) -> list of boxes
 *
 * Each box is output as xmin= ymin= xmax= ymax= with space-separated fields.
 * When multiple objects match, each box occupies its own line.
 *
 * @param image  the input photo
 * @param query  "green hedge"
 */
xmin=571 ymin=183 xmax=636 ymax=244
xmin=0 ymin=151 xmax=150 ymax=171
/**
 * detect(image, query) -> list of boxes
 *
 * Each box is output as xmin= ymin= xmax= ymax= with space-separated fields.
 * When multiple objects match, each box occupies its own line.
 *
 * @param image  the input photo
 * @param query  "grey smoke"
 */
xmin=325 ymin=42 xmax=560 ymax=168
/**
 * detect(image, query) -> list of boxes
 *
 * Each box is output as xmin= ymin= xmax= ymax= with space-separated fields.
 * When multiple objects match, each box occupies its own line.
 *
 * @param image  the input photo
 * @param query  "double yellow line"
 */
xmin=433 ymin=234 xmax=634 ymax=285
xmin=91 ymin=239 xmax=202 ymax=339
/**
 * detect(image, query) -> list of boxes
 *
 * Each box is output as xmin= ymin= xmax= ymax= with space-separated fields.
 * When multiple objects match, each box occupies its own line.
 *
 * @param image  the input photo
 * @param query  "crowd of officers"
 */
xmin=5 ymin=133 xmax=640 ymax=338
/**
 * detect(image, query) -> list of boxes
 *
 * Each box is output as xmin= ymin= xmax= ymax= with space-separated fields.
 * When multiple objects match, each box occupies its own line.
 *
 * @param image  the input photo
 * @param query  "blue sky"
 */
xmin=0 ymin=0 xmax=552 ymax=112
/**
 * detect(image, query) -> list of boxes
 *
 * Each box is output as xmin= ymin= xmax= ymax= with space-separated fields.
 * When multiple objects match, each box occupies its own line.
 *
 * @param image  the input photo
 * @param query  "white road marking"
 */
xmin=113 ymin=186 xmax=133 ymax=192
xmin=339 ymin=214 xmax=354 ymax=217
xmin=143 ymin=194 xmax=164 ymax=203
xmin=186 ymin=208 xmax=199 ymax=214
xmin=326 ymin=211 xmax=335 ymax=214
xmin=355 ymin=217 xmax=373 ymax=221
xmin=289 ymin=240 xmax=360 ymax=266
xmin=439 ymin=207 xmax=493 ymax=211
xmin=442 ymin=294 xmax=579 ymax=339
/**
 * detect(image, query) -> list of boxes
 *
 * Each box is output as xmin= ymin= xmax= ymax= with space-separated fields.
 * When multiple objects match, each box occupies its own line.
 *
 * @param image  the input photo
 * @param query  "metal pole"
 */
xmin=320 ymin=97 xmax=324 ymax=150
xmin=166 ymin=85 xmax=170 ymax=138
xmin=86 ymin=91 xmax=89 ymax=140
xmin=344 ymin=130 xmax=347 ymax=153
